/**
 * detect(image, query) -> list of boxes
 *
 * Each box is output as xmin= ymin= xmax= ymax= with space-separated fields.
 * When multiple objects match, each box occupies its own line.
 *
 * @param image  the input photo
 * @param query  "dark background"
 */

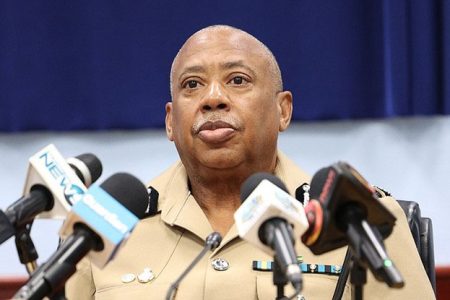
xmin=1 ymin=0 xmax=449 ymax=131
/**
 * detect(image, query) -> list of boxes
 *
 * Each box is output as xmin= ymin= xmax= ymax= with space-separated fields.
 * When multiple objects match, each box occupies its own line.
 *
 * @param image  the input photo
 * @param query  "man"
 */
xmin=66 ymin=25 xmax=435 ymax=299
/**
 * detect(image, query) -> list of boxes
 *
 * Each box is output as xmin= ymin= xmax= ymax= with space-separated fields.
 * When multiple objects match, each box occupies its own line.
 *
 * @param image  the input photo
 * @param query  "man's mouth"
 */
xmin=197 ymin=121 xmax=237 ymax=144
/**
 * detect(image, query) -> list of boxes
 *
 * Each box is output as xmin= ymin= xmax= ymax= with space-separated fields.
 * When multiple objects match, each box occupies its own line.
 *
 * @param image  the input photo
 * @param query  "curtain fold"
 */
xmin=0 ymin=1 xmax=449 ymax=131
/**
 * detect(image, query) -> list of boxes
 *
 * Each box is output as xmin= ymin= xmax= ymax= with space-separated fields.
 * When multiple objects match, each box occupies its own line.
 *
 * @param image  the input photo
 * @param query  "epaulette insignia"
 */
xmin=252 ymin=260 xmax=342 ymax=276
xmin=373 ymin=186 xmax=392 ymax=198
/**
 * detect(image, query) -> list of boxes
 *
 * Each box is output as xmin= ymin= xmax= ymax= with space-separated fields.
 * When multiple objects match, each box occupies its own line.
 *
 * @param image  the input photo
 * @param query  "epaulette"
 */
xmin=143 ymin=186 xmax=159 ymax=218
xmin=373 ymin=185 xmax=392 ymax=198
xmin=295 ymin=183 xmax=310 ymax=206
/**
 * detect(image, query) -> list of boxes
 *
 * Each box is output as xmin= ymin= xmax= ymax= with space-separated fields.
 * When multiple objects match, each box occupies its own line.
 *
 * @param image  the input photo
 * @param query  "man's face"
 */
xmin=166 ymin=29 xmax=291 ymax=172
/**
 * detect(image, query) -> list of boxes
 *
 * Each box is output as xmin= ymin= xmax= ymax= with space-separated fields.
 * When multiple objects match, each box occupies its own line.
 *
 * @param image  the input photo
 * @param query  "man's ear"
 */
xmin=165 ymin=102 xmax=174 ymax=141
xmin=277 ymin=91 xmax=293 ymax=132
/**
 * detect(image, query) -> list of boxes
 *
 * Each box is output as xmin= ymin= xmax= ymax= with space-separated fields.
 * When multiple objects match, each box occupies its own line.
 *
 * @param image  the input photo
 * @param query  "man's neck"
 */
xmin=184 ymin=154 xmax=279 ymax=236
xmin=188 ymin=174 xmax=243 ymax=237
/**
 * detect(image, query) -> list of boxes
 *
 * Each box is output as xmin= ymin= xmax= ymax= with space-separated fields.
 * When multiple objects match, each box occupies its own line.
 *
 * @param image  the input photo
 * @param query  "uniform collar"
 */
xmin=149 ymin=150 xmax=311 ymax=246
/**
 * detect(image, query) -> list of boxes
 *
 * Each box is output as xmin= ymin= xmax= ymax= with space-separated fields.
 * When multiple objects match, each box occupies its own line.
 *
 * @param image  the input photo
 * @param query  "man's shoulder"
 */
xmin=145 ymin=160 xmax=188 ymax=213
xmin=147 ymin=160 xmax=185 ymax=190
xmin=276 ymin=150 xmax=311 ymax=194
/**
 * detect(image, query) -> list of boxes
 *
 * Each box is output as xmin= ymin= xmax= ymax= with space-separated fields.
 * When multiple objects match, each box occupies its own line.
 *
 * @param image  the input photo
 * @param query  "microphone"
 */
xmin=234 ymin=173 xmax=308 ymax=290
xmin=67 ymin=153 xmax=102 ymax=188
xmin=0 ymin=144 xmax=102 ymax=245
xmin=166 ymin=232 xmax=222 ymax=300
xmin=14 ymin=172 xmax=149 ymax=300
xmin=301 ymin=162 xmax=403 ymax=287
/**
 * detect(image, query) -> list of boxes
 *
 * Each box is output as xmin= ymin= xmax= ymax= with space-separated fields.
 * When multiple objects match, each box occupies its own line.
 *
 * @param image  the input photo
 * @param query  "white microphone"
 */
xmin=22 ymin=144 xmax=94 ymax=219
xmin=234 ymin=173 xmax=309 ymax=289
xmin=0 ymin=144 xmax=102 ymax=245
xmin=14 ymin=173 xmax=149 ymax=300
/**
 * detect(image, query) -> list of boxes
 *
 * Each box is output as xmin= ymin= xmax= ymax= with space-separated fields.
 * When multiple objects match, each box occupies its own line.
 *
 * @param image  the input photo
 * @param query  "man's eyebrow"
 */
xmin=178 ymin=65 xmax=206 ymax=81
xmin=220 ymin=61 xmax=257 ymax=77
xmin=177 ymin=61 xmax=257 ymax=82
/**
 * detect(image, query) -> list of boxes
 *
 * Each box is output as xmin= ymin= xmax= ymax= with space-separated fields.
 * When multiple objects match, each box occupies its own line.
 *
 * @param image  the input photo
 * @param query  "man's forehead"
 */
xmin=173 ymin=29 xmax=268 ymax=73
xmin=184 ymin=27 xmax=263 ymax=54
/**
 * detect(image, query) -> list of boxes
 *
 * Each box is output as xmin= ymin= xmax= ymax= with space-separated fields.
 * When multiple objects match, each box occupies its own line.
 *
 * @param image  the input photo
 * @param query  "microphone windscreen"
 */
xmin=240 ymin=172 xmax=288 ymax=201
xmin=76 ymin=153 xmax=103 ymax=183
xmin=206 ymin=232 xmax=222 ymax=250
xmin=309 ymin=167 xmax=332 ymax=200
xmin=68 ymin=153 xmax=103 ymax=187
xmin=99 ymin=173 xmax=148 ymax=219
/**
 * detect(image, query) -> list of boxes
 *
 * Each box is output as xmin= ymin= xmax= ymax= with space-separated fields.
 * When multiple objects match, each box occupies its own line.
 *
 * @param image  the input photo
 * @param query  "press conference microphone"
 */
xmin=14 ymin=172 xmax=149 ymax=300
xmin=0 ymin=144 xmax=102 ymax=245
xmin=166 ymin=232 xmax=222 ymax=300
xmin=301 ymin=162 xmax=403 ymax=287
xmin=234 ymin=173 xmax=309 ymax=291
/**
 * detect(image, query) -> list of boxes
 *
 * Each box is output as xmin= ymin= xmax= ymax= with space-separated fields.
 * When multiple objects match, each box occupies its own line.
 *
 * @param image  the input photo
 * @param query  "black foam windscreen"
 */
xmin=305 ymin=162 xmax=396 ymax=254
xmin=100 ymin=173 xmax=148 ymax=219
xmin=75 ymin=153 xmax=103 ymax=183
xmin=240 ymin=172 xmax=288 ymax=202
xmin=309 ymin=167 xmax=332 ymax=200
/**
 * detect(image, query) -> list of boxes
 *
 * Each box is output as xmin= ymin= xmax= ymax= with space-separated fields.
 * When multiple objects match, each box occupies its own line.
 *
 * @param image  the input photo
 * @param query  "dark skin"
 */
xmin=165 ymin=27 xmax=293 ymax=236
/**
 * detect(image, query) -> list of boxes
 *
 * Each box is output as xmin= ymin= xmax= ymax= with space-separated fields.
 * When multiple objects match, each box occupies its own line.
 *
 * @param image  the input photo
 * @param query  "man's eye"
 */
xmin=184 ymin=80 xmax=199 ymax=89
xmin=230 ymin=76 xmax=247 ymax=85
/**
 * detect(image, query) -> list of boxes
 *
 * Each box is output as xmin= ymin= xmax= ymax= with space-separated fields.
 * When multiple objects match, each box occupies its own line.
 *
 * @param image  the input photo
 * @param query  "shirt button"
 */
xmin=211 ymin=258 xmax=229 ymax=271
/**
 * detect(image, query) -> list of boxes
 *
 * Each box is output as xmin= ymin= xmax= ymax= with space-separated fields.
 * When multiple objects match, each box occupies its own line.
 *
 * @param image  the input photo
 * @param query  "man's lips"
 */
xmin=198 ymin=120 xmax=235 ymax=131
xmin=197 ymin=121 xmax=237 ymax=144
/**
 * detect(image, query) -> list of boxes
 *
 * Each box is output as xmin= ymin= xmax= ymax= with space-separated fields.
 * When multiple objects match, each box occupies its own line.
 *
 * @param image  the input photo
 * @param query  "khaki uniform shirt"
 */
xmin=65 ymin=152 xmax=435 ymax=299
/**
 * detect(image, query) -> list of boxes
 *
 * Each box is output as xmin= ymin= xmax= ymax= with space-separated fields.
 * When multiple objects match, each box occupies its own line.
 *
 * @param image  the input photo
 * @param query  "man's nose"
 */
xmin=201 ymin=82 xmax=230 ymax=112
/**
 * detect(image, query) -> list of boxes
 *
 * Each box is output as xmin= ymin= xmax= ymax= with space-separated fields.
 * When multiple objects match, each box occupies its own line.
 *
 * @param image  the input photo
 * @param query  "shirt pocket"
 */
xmin=256 ymin=272 xmax=352 ymax=300
xmin=95 ymin=281 xmax=172 ymax=300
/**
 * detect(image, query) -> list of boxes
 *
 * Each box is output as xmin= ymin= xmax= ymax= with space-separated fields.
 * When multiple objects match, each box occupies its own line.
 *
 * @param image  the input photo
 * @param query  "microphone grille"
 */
xmin=240 ymin=172 xmax=288 ymax=201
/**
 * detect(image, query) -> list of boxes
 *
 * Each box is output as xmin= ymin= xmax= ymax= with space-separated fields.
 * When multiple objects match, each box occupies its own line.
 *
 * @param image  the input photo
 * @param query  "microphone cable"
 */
xmin=165 ymin=232 xmax=222 ymax=300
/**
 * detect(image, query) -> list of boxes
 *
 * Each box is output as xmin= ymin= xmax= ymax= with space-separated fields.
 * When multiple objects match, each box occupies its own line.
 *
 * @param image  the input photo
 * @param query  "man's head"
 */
xmin=169 ymin=26 xmax=284 ymax=97
xmin=165 ymin=25 xmax=292 ymax=180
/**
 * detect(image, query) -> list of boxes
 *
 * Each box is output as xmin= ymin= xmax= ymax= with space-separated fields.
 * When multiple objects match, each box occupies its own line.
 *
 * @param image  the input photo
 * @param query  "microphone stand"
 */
xmin=332 ymin=248 xmax=352 ymax=300
xmin=165 ymin=232 xmax=222 ymax=300
xmin=336 ymin=204 xmax=404 ymax=300
xmin=350 ymin=258 xmax=367 ymax=300
xmin=273 ymin=257 xmax=289 ymax=300
xmin=15 ymin=223 xmax=39 ymax=275
xmin=13 ymin=226 xmax=98 ymax=300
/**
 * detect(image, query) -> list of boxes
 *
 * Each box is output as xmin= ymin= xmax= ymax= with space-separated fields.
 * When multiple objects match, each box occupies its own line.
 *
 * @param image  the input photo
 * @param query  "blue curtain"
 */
xmin=0 ymin=0 xmax=449 ymax=131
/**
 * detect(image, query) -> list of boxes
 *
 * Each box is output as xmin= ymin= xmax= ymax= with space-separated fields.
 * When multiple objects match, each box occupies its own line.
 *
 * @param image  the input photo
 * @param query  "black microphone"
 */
xmin=13 ymin=173 xmax=149 ymax=300
xmin=301 ymin=162 xmax=404 ymax=287
xmin=0 ymin=149 xmax=102 ymax=245
xmin=166 ymin=232 xmax=222 ymax=300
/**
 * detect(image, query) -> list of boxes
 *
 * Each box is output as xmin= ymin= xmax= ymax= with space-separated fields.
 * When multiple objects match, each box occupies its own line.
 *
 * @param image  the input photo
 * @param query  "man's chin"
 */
xmin=197 ymin=151 xmax=243 ymax=170
xmin=201 ymin=158 xmax=242 ymax=171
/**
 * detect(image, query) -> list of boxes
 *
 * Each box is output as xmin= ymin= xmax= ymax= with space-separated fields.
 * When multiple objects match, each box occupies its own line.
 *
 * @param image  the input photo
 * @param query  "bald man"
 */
xmin=65 ymin=25 xmax=435 ymax=299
